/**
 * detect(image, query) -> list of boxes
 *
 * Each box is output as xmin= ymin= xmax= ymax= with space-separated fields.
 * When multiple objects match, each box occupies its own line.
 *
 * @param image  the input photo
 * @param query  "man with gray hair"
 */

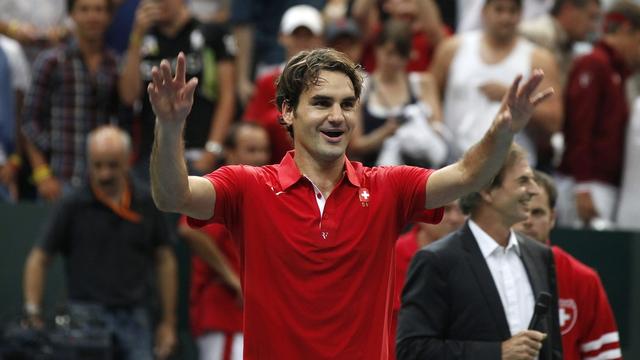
xmin=398 ymin=144 xmax=562 ymax=360
xmin=22 ymin=125 xmax=178 ymax=360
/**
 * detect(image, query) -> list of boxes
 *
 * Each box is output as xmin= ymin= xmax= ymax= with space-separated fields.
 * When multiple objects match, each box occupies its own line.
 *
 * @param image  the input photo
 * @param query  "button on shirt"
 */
xmin=189 ymin=151 xmax=443 ymax=359
xmin=469 ymin=219 xmax=535 ymax=336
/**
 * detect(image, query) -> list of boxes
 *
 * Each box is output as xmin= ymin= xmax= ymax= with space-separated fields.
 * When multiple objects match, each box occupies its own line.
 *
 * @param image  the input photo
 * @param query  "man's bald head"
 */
xmin=87 ymin=126 xmax=131 ymax=194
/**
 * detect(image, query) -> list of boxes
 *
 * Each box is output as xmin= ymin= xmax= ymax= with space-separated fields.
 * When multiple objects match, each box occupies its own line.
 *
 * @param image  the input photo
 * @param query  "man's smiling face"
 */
xmin=282 ymin=70 xmax=358 ymax=163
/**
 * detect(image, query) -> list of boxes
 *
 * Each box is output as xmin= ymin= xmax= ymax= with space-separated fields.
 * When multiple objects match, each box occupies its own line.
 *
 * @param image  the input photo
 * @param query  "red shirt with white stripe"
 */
xmin=189 ymin=151 xmax=443 ymax=359
xmin=553 ymin=246 xmax=622 ymax=360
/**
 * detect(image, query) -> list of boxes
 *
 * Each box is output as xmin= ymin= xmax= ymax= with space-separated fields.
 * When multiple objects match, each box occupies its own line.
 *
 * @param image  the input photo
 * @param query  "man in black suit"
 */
xmin=397 ymin=144 xmax=562 ymax=360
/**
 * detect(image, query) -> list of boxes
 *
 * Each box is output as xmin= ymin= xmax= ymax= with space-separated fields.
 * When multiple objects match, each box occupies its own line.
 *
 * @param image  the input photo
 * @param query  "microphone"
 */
xmin=528 ymin=292 xmax=551 ymax=331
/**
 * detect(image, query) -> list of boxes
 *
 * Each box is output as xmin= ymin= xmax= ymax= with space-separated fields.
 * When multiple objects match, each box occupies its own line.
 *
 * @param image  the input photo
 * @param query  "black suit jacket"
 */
xmin=396 ymin=222 xmax=562 ymax=360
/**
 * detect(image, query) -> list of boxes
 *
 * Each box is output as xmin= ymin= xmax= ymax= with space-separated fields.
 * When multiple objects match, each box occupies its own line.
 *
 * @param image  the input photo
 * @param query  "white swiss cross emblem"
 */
xmin=359 ymin=188 xmax=370 ymax=207
xmin=559 ymin=298 xmax=578 ymax=335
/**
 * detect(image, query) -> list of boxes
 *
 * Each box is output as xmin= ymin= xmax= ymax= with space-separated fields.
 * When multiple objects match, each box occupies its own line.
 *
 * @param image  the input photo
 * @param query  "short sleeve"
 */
xmin=187 ymin=165 xmax=247 ymax=228
xmin=204 ymin=24 xmax=236 ymax=62
xmin=385 ymin=166 xmax=444 ymax=224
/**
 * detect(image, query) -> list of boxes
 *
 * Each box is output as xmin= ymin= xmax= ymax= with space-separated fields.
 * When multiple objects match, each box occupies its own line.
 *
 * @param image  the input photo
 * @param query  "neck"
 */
xmin=159 ymin=8 xmax=190 ymax=37
xmin=483 ymin=32 xmax=517 ymax=50
xmin=603 ymin=35 xmax=631 ymax=67
xmin=415 ymin=228 xmax=434 ymax=248
xmin=471 ymin=210 xmax=512 ymax=247
xmin=293 ymin=149 xmax=345 ymax=196
xmin=376 ymin=69 xmax=404 ymax=84
xmin=76 ymin=35 xmax=103 ymax=55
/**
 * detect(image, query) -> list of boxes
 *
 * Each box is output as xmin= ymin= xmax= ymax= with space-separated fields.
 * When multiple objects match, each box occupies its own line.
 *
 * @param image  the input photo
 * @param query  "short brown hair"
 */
xmin=533 ymin=170 xmax=558 ymax=209
xmin=275 ymin=48 xmax=364 ymax=137
xmin=460 ymin=143 xmax=528 ymax=215
xmin=375 ymin=19 xmax=412 ymax=59
xmin=484 ymin=0 xmax=522 ymax=9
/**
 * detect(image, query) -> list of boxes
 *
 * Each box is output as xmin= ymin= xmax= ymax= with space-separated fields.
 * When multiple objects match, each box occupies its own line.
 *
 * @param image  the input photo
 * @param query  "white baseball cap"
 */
xmin=280 ymin=5 xmax=324 ymax=36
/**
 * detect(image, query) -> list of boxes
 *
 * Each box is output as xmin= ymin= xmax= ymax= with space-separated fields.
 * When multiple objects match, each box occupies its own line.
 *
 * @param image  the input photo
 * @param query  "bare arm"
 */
xmin=23 ymin=248 xmax=52 ymax=317
xmin=178 ymin=225 xmax=242 ymax=295
xmin=349 ymin=104 xmax=400 ymax=157
xmin=415 ymin=0 xmax=447 ymax=47
xmin=206 ymin=61 xmax=236 ymax=146
xmin=425 ymin=70 xmax=554 ymax=208
xmin=529 ymin=48 xmax=563 ymax=134
xmin=119 ymin=0 xmax=161 ymax=105
xmin=148 ymin=53 xmax=216 ymax=219
xmin=154 ymin=246 xmax=178 ymax=359
xmin=418 ymin=73 xmax=442 ymax=122
xmin=429 ymin=37 xmax=459 ymax=98
xmin=193 ymin=60 xmax=236 ymax=172
xmin=234 ymin=24 xmax=254 ymax=105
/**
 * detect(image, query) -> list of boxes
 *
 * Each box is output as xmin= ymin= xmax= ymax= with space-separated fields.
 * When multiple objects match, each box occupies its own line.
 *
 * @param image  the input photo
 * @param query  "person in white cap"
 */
xmin=242 ymin=4 xmax=325 ymax=165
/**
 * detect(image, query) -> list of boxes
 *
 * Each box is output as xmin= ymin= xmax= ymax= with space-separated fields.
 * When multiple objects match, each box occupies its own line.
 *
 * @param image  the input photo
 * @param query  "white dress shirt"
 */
xmin=469 ymin=220 xmax=535 ymax=336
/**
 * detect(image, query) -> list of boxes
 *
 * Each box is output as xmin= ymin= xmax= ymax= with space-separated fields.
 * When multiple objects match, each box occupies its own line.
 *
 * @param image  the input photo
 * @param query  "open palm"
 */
xmin=147 ymin=52 xmax=198 ymax=124
xmin=497 ymin=69 xmax=554 ymax=134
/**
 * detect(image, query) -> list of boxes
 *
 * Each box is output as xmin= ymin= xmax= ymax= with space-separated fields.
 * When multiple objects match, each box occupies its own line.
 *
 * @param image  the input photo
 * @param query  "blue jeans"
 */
xmin=69 ymin=303 xmax=153 ymax=360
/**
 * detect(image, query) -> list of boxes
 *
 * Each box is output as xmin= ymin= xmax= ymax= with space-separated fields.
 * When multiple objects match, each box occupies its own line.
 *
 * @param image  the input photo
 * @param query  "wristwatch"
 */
xmin=205 ymin=141 xmax=223 ymax=156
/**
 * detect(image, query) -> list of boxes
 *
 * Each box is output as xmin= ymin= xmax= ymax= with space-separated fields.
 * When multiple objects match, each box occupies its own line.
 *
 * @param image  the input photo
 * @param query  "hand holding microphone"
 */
xmin=501 ymin=292 xmax=551 ymax=360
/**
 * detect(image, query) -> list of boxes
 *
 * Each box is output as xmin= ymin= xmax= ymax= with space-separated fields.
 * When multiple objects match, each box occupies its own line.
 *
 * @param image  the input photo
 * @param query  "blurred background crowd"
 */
xmin=1 ymin=0 xmax=640 ymax=358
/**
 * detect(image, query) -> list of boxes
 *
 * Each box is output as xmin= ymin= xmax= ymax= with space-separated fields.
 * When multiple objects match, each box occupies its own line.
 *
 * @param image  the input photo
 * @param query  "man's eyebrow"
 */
xmin=310 ymin=95 xmax=333 ymax=102
xmin=309 ymin=95 xmax=357 ymax=102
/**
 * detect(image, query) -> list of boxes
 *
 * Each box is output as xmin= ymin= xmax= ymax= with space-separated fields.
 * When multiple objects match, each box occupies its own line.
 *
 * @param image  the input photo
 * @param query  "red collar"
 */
xmin=276 ymin=151 xmax=361 ymax=191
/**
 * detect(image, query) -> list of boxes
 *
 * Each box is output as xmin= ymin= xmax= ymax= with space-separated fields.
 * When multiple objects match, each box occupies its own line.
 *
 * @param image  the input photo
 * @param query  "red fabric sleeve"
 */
xmin=580 ymin=271 xmax=622 ymax=358
xmin=385 ymin=166 xmax=444 ymax=225
xmin=187 ymin=165 xmax=246 ymax=228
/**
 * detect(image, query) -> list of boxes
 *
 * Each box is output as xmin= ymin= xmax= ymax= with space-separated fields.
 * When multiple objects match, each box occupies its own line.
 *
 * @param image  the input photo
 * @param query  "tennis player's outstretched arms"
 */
xmin=425 ymin=70 xmax=554 ymax=209
xmin=148 ymin=52 xmax=216 ymax=220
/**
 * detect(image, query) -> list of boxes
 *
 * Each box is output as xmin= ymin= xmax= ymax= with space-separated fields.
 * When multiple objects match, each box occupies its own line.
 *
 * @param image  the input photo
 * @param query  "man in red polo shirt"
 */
xmin=514 ymin=171 xmax=622 ymax=360
xmin=147 ymin=48 xmax=553 ymax=359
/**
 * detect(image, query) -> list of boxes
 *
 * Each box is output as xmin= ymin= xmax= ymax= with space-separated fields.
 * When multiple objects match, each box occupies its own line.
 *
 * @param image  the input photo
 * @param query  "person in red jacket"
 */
xmin=514 ymin=170 xmax=622 ymax=360
xmin=391 ymin=200 xmax=464 ymax=358
xmin=557 ymin=1 xmax=640 ymax=228
xmin=179 ymin=122 xmax=271 ymax=360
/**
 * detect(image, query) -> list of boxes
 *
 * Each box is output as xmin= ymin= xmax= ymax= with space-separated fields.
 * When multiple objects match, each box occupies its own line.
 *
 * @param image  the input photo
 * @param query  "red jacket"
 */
xmin=552 ymin=246 xmax=622 ymax=359
xmin=559 ymin=41 xmax=630 ymax=186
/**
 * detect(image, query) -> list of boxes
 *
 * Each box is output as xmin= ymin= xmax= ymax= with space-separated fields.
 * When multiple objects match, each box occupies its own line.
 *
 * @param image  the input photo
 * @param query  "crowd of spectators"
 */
xmin=2 ymin=0 xmax=639 ymax=230
xmin=0 ymin=0 xmax=638 ymax=358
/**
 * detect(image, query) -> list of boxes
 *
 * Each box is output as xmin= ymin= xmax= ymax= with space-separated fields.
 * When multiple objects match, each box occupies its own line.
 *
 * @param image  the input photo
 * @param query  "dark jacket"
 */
xmin=396 ymin=222 xmax=562 ymax=359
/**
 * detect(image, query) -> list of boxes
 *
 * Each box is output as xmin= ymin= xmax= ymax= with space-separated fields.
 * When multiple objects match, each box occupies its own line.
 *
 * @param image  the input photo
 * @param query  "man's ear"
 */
xmin=550 ymin=209 xmax=557 ymax=229
xmin=480 ymin=188 xmax=493 ymax=204
xmin=281 ymin=101 xmax=294 ymax=127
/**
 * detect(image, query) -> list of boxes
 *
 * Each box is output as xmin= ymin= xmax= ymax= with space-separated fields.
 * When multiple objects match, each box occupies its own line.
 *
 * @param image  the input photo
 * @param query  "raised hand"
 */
xmin=496 ymin=69 xmax=554 ymax=134
xmin=147 ymin=52 xmax=198 ymax=125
